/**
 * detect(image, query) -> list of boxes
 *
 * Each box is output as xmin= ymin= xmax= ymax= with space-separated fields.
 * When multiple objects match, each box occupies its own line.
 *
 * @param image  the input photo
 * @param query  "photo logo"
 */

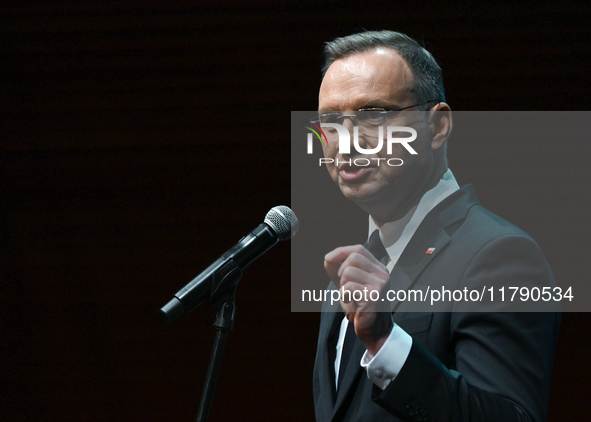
xmin=304 ymin=123 xmax=418 ymax=167
xmin=304 ymin=123 xmax=417 ymax=155
xmin=302 ymin=121 xmax=329 ymax=151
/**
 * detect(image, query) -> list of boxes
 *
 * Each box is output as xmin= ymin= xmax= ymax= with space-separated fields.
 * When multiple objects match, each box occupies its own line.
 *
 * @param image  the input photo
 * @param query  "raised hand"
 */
xmin=324 ymin=244 xmax=392 ymax=355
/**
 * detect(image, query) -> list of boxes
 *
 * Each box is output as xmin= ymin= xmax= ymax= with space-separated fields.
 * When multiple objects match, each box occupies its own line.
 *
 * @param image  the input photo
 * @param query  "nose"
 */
xmin=340 ymin=114 xmax=357 ymax=130
xmin=343 ymin=113 xmax=375 ymax=154
xmin=337 ymin=114 xmax=372 ymax=157
xmin=335 ymin=114 xmax=356 ymax=157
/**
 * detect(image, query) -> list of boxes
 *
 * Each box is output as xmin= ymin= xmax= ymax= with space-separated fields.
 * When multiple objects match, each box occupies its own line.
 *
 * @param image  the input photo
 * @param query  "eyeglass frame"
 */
xmin=312 ymin=99 xmax=442 ymax=127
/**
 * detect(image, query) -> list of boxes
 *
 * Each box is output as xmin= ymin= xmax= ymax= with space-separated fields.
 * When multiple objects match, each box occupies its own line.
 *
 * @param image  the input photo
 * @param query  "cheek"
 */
xmin=321 ymin=144 xmax=339 ymax=177
xmin=393 ymin=153 xmax=434 ymax=184
xmin=380 ymin=133 xmax=432 ymax=159
xmin=322 ymin=141 xmax=339 ymax=159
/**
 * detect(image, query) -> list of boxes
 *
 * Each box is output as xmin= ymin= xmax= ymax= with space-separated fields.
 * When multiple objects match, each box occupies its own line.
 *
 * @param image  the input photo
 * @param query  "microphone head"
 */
xmin=264 ymin=206 xmax=299 ymax=241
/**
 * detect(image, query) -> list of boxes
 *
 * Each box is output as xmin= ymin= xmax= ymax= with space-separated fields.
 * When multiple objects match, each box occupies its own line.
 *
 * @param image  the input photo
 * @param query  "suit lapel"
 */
xmin=388 ymin=215 xmax=451 ymax=311
xmin=317 ymin=286 xmax=367 ymax=421
xmin=315 ymin=288 xmax=343 ymax=420
xmin=331 ymin=339 xmax=364 ymax=419
xmin=388 ymin=185 xmax=479 ymax=312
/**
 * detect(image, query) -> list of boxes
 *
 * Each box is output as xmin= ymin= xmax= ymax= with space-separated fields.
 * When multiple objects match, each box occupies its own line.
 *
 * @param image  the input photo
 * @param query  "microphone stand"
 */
xmin=195 ymin=263 xmax=242 ymax=422
xmin=196 ymin=299 xmax=236 ymax=422
xmin=161 ymin=206 xmax=298 ymax=421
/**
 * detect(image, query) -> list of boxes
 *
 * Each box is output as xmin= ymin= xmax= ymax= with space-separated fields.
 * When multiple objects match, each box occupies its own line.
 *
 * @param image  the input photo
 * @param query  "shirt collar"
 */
xmin=368 ymin=169 xmax=460 ymax=269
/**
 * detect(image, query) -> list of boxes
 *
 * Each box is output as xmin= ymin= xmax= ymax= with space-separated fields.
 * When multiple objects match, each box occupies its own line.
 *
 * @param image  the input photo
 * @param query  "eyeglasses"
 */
xmin=313 ymin=99 xmax=441 ymax=127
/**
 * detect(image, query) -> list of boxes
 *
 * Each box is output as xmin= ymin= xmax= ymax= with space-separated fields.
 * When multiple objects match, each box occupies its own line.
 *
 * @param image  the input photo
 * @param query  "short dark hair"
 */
xmin=322 ymin=30 xmax=446 ymax=108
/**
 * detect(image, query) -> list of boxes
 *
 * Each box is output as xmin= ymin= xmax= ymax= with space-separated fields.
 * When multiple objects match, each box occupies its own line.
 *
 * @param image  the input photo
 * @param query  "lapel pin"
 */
xmin=425 ymin=247 xmax=436 ymax=255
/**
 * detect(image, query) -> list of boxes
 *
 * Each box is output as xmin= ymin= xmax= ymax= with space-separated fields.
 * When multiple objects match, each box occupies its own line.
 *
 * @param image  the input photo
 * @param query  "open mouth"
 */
xmin=342 ymin=163 xmax=359 ymax=172
xmin=339 ymin=163 xmax=372 ymax=181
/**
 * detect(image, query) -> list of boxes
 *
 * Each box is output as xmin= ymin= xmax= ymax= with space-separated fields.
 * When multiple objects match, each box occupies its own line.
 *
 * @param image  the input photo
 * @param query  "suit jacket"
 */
xmin=313 ymin=185 xmax=560 ymax=422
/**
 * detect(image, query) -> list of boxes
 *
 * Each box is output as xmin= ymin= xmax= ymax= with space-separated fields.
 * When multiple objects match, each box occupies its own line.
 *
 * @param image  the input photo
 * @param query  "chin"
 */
xmin=339 ymin=184 xmax=380 ymax=205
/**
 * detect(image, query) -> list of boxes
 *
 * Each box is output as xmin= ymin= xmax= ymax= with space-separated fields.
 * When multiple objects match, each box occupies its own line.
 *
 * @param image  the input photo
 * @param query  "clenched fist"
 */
xmin=324 ymin=244 xmax=393 ymax=355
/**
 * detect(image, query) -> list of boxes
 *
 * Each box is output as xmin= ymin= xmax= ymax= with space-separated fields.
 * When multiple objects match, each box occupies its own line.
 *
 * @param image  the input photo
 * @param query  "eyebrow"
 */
xmin=318 ymin=100 xmax=404 ymax=113
xmin=357 ymin=100 xmax=403 ymax=110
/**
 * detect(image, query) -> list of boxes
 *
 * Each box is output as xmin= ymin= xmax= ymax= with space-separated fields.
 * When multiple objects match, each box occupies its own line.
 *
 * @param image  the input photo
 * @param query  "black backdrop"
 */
xmin=2 ymin=2 xmax=590 ymax=421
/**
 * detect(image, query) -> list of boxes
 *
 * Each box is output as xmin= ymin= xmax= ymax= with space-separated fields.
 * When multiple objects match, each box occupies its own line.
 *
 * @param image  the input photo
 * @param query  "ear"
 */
xmin=429 ymin=102 xmax=452 ymax=151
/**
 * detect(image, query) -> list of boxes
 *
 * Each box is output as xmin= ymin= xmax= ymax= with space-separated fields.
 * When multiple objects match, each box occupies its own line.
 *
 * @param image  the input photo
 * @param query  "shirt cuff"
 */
xmin=360 ymin=323 xmax=413 ymax=390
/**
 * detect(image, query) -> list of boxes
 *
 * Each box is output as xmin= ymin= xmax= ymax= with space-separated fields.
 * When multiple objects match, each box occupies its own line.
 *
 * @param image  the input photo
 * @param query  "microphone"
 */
xmin=160 ymin=206 xmax=299 ymax=323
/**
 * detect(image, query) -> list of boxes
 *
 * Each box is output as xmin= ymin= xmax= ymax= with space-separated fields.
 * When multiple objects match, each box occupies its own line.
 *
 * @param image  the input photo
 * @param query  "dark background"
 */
xmin=2 ymin=1 xmax=590 ymax=421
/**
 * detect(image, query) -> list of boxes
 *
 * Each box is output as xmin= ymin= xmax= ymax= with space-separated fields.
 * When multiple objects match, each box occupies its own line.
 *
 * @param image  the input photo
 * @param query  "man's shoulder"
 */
xmin=465 ymin=202 xmax=534 ymax=241
xmin=436 ymin=184 xmax=537 ymax=244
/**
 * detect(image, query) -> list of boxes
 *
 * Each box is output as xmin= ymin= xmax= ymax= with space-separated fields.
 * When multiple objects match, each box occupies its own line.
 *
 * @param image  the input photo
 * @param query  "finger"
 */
xmin=339 ymin=265 xmax=389 ymax=292
xmin=324 ymin=245 xmax=367 ymax=283
xmin=325 ymin=245 xmax=387 ymax=285
xmin=325 ymin=244 xmax=377 ymax=265
xmin=337 ymin=251 xmax=387 ymax=279
xmin=324 ymin=255 xmax=341 ymax=284
xmin=339 ymin=280 xmax=378 ymax=309
xmin=339 ymin=280 xmax=365 ymax=305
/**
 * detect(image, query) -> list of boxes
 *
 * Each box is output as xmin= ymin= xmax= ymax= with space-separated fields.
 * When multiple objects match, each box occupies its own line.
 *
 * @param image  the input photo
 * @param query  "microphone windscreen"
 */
xmin=264 ymin=206 xmax=299 ymax=241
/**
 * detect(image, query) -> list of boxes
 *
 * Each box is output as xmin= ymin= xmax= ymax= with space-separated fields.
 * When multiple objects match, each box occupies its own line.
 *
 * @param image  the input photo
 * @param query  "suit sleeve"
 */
xmin=372 ymin=234 xmax=561 ymax=422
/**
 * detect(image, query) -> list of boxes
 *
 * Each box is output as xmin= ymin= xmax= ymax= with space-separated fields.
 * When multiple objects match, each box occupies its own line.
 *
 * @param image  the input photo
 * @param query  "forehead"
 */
xmin=318 ymin=47 xmax=416 ymax=111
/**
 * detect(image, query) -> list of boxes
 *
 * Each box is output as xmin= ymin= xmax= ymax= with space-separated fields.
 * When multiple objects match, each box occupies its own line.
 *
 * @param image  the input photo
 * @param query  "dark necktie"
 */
xmin=338 ymin=229 xmax=389 ymax=390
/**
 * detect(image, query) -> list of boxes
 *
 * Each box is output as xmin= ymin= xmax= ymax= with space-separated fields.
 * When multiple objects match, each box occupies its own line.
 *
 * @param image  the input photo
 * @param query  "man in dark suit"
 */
xmin=312 ymin=30 xmax=560 ymax=422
